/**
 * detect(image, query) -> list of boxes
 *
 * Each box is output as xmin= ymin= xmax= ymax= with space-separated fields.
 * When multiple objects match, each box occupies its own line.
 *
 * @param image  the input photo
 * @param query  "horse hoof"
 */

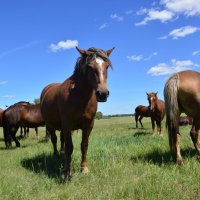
xmin=81 ymin=166 xmax=90 ymax=174
xmin=176 ymin=159 xmax=183 ymax=165
xmin=16 ymin=143 xmax=21 ymax=147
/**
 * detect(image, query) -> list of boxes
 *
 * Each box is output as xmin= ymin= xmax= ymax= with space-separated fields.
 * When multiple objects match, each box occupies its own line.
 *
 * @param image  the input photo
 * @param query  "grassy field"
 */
xmin=0 ymin=116 xmax=200 ymax=200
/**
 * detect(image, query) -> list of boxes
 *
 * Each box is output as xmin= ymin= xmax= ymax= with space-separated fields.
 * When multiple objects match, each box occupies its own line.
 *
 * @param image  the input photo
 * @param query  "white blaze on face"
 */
xmin=150 ymin=97 xmax=154 ymax=110
xmin=95 ymin=57 xmax=105 ymax=81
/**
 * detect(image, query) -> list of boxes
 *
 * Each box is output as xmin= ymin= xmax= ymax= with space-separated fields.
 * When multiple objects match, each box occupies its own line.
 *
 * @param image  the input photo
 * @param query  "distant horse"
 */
xmin=40 ymin=47 xmax=114 ymax=181
xmin=179 ymin=116 xmax=193 ymax=126
xmin=0 ymin=108 xmax=4 ymax=126
xmin=20 ymin=126 xmax=38 ymax=138
xmin=164 ymin=70 xmax=200 ymax=164
xmin=3 ymin=103 xmax=45 ymax=148
xmin=134 ymin=105 xmax=150 ymax=128
xmin=146 ymin=92 xmax=165 ymax=135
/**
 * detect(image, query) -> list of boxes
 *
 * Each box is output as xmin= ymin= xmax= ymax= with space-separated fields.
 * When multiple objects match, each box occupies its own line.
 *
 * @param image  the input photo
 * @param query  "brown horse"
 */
xmin=134 ymin=105 xmax=151 ymax=128
xmin=0 ymin=108 xmax=4 ymax=126
xmin=179 ymin=116 xmax=193 ymax=126
xmin=164 ymin=70 xmax=200 ymax=164
xmin=146 ymin=92 xmax=165 ymax=135
xmin=3 ymin=103 xmax=45 ymax=148
xmin=40 ymin=47 xmax=114 ymax=181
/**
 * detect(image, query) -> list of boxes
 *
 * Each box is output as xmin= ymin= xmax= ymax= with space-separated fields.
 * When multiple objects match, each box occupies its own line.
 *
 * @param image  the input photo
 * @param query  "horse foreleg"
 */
xmin=156 ymin=120 xmax=162 ymax=136
xmin=135 ymin=114 xmax=138 ymax=128
xmin=151 ymin=118 xmax=156 ymax=135
xmin=190 ymin=119 xmax=200 ymax=161
xmin=81 ymin=127 xmax=93 ymax=174
xmin=139 ymin=116 xmax=143 ymax=128
xmin=63 ymin=131 xmax=73 ymax=181
xmin=60 ymin=131 xmax=65 ymax=153
xmin=35 ymin=127 xmax=39 ymax=139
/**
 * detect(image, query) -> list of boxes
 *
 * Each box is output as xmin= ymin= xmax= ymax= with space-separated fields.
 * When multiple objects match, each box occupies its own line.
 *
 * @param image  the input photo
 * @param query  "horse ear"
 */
xmin=105 ymin=47 xmax=115 ymax=56
xmin=76 ymin=47 xmax=89 ymax=55
xmin=155 ymin=92 xmax=158 ymax=96
xmin=146 ymin=92 xmax=148 ymax=96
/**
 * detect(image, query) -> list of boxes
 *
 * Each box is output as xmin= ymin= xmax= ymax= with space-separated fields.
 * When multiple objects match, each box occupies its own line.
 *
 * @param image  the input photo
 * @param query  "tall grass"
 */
xmin=0 ymin=116 xmax=200 ymax=200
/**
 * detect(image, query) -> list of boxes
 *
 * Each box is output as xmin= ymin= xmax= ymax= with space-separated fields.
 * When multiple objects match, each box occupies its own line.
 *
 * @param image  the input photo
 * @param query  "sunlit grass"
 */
xmin=0 ymin=117 xmax=200 ymax=200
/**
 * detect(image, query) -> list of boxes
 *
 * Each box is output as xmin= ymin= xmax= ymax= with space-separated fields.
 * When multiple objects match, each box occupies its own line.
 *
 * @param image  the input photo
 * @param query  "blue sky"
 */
xmin=0 ymin=0 xmax=200 ymax=115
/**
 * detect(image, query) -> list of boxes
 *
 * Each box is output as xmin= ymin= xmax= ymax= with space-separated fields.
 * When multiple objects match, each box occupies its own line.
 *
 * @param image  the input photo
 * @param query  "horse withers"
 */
xmin=134 ymin=105 xmax=151 ymax=128
xmin=40 ymin=47 xmax=114 ymax=181
xmin=164 ymin=70 xmax=200 ymax=164
xmin=146 ymin=92 xmax=165 ymax=135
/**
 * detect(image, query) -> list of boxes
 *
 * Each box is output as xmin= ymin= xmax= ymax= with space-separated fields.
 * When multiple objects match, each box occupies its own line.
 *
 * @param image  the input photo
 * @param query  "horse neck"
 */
xmin=72 ymin=70 xmax=95 ymax=98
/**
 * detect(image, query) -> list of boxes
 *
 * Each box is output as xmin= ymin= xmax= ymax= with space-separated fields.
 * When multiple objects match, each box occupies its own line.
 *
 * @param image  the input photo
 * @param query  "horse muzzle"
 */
xmin=96 ymin=90 xmax=109 ymax=102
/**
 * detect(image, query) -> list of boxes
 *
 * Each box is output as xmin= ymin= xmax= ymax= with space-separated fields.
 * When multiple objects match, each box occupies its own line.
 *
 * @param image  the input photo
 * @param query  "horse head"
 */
xmin=76 ymin=47 xmax=114 ymax=102
xmin=146 ymin=92 xmax=158 ymax=112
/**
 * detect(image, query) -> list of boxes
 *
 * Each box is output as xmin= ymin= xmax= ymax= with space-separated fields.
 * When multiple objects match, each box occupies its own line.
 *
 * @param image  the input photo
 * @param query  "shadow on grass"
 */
xmin=21 ymin=153 xmax=65 ymax=181
xmin=131 ymin=148 xmax=197 ymax=166
xmin=133 ymin=131 xmax=152 ymax=137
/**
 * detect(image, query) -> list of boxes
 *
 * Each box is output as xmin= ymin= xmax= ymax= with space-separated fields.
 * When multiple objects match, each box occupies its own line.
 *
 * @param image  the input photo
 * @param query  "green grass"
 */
xmin=0 ymin=116 xmax=200 ymax=200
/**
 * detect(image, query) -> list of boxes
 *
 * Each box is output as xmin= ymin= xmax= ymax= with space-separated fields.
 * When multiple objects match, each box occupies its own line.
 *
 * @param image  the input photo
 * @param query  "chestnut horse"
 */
xmin=3 ymin=103 xmax=45 ymax=148
xmin=146 ymin=92 xmax=165 ymax=135
xmin=134 ymin=105 xmax=150 ymax=128
xmin=40 ymin=47 xmax=114 ymax=181
xmin=0 ymin=108 xmax=4 ymax=126
xmin=164 ymin=70 xmax=200 ymax=164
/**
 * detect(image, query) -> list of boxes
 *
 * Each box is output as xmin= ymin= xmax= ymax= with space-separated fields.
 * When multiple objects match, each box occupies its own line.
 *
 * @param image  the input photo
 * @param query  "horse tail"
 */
xmin=164 ymin=73 xmax=180 ymax=152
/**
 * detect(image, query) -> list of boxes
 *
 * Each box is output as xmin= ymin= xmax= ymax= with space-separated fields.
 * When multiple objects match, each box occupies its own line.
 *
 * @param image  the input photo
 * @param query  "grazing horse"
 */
xmin=134 ymin=105 xmax=150 ymax=128
xmin=0 ymin=108 xmax=4 ymax=126
xmin=40 ymin=47 xmax=114 ymax=181
xmin=164 ymin=70 xmax=200 ymax=164
xmin=179 ymin=116 xmax=193 ymax=126
xmin=146 ymin=92 xmax=165 ymax=135
xmin=3 ymin=103 xmax=45 ymax=148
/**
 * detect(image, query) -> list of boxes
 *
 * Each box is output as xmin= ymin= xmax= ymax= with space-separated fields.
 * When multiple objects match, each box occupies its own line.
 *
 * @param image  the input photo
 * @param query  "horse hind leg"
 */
xmin=139 ymin=116 xmax=143 ymax=128
xmin=190 ymin=118 xmax=200 ymax=161
xmin=135 ymin=114 xmax=138 ymax=128
xmin=11 ymin=126 xmax=21 ymax=147
xmin=47 ymin=126 xmax=58 ymax=156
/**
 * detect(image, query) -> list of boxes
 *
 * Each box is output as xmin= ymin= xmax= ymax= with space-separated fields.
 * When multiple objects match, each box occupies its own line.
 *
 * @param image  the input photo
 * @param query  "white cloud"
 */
xmin=135 ymin=9 xmax=174 ymax=26
xmin=127 ymin=52 xmax=158 ymax=61
xmin=192 ymin=50 xmax=200 ymax=56
xmin=136 ymin=0 xmax=200 ymax=25
xmin=159 ymin=26 xmax=199 ymax=39
xmin=169 ymin=26 xmax=200 ymax=39
xmin=110 ymin=14 xmax=124 ymax=22
xmin=99 ymin=23 xmax=108 ymax=30
xmin=127 ymin=55 xmax=143 ymax=61
xmin=0 ymin=81 xmax=7 ymax=85
xmin=161 ymin=0 xmax=200 ymax=16
xmin=49 ymin=40 xmax=78 ymax=52
xmin=147 ymin=59 xmax=198 ymax=76
xmin=3 ymin=95 xmax=15 ymax=99
xmin=125 ymin=10 xmax=133 ymax=15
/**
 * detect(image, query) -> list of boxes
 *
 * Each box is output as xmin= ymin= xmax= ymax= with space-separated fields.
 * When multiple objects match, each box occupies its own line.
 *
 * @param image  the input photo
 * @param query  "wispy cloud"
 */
xmin=136 ymin=0 xmax=200 ymax=25
xmin=160 ymin=26 xmax=200 ymax=39
xmin=110 ymin=13 xmax=124 ymax=22
xmin=49 ymin=40 xmax=78 ymax=52
xmin=0 ymin=40 xmax=41 ymax=58
xmin=3 ymin=95 xmax=15 ymax=99
xmin=125 ymin=10 xmax=133 ymax=15
xmin=147 ymin=59 xmax=199 ymax=76
xmin=127 ymin=52 xmax=158 ymax=62
xmin=192 ymin=50 xmax=200 ymax=56
xmin=0 ymin=81 xmax=8 ymax=85
xmin=161 ymin=0 xmax=200 ymax=17
xmin=135 ymin=9 xmax=174 ymax=26
xmin=99 ymin=23 xmax=108 ymax=30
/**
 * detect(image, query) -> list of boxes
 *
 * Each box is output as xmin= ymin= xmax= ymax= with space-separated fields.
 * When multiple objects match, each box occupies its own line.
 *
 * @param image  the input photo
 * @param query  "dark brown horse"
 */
xmin=179 ymin=116 xmax=193 ymax=126
xmin=40 ymin=47 xmax=114 ymax=181
xmin=0 ymin=108 xmax=4 ymax=126
xmin=146 ymin=92 xmax=165 ymax=135
xmin=3 ymin=103 xmax=45 ymax=148
xmin=134 ymin=105 xmax=151 ymax=128
xmin=164 ymin=70 xmax=200 ymax=164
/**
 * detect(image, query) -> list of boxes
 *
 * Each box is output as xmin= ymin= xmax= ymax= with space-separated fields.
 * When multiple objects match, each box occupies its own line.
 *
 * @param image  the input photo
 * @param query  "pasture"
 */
xmin=0 ymin=116 xmax=200 ymax=200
